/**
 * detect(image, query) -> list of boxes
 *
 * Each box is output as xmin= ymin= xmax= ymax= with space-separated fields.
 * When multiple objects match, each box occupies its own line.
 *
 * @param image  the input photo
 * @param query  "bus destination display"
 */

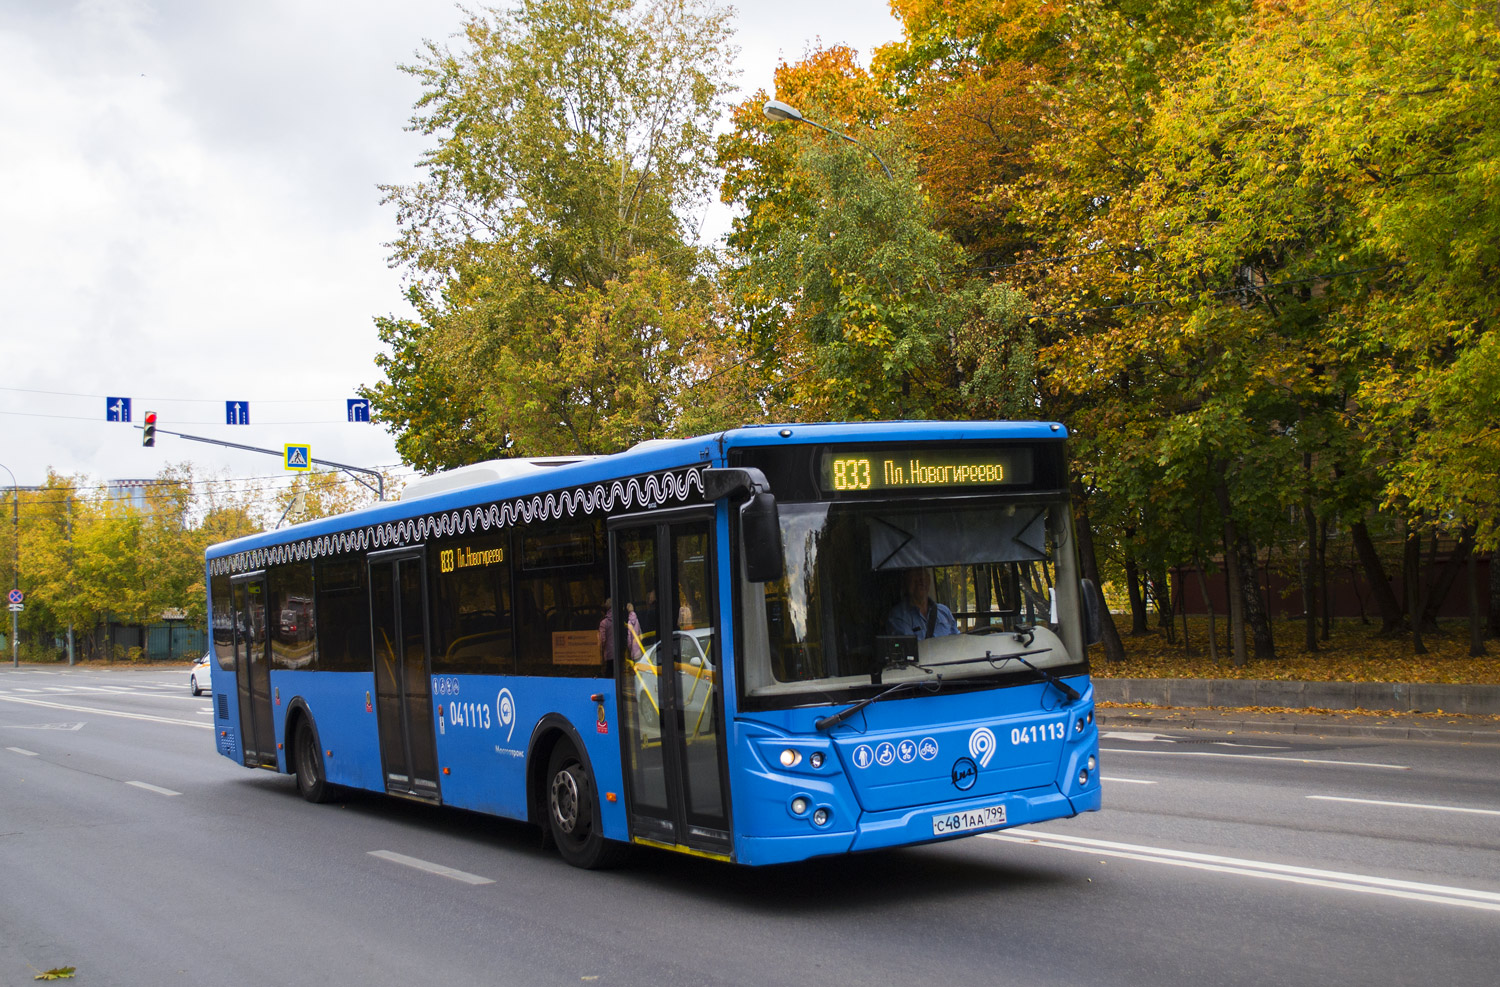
xmin=819 ymin=448 xmax=1035 ymax=492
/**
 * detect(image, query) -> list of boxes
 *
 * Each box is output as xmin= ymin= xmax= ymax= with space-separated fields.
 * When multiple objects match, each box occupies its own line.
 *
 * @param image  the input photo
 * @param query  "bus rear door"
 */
xmin=231 ymin=573 xmax=277 ymax=769
xmin=369 ymin=548 xmax=441 ymax=801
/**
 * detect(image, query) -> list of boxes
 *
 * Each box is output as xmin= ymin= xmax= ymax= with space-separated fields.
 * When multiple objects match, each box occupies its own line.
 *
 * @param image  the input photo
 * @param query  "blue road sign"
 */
xmin=226 ymin=401 xmax=251 ymax=425
xmin=106 ymin=397 xmax=131 ymax=422
xmin=284 ymin=444 xmax=311 ymax=471
xmin=347 ymin=398 xmax=370 ymax=423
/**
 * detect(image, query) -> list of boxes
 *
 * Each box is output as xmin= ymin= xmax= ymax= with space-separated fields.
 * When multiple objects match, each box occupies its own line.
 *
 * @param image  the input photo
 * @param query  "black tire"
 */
xmin=294 ymin=715 xmax=333 ymax=804
xmin=190 ymin=675 xmax=202 ymax=697
xmin=545 ymin=739 xmax=627 ymax=869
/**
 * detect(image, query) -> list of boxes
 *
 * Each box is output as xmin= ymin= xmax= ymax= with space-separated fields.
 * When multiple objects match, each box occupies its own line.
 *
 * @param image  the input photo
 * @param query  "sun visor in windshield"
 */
xmin=869 ymin=508 xmax=1047 ymax=570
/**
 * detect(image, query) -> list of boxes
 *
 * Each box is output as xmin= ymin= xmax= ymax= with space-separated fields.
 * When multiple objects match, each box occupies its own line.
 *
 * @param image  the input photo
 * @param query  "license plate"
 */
xmin=932 ymin=803 xmax=1007 ymax=836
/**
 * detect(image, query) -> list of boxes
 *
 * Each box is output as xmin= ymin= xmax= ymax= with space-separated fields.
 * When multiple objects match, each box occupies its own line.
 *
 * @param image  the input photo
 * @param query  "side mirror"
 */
xmin=703 ymin=467 xmax=784 ymax=583
xmin=1080 ymin=578 xmax=1103 ymax=646
xmin=740 ymin=492 xmax=784 ymax=583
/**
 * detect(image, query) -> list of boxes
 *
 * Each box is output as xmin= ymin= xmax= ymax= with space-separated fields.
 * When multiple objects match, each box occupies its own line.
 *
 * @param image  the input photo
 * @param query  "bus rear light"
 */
xmin=813 ymin=808 xmax=830 ymax=826
xmin=779 ymin=748 xmax=802 ymax=768
xmin=791 ymin=797 xmax=809 ymax=815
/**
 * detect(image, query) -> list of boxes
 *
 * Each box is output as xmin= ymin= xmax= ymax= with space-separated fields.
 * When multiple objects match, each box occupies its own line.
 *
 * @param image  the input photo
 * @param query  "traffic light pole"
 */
xmin=137 ymin=425 xmax=384 ymax=500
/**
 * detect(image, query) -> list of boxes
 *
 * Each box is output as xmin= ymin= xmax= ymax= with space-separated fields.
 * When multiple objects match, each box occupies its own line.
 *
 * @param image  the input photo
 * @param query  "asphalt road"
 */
xmin=2 ymin=665 xmax=1497 ymax=987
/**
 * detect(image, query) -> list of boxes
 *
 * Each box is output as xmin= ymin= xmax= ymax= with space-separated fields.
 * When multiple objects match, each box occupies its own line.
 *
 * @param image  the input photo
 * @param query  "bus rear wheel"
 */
xmin=546 ymin=739 xmax=627 ymax=869
xmin=294 ymin=715 xmax=333 ymax=804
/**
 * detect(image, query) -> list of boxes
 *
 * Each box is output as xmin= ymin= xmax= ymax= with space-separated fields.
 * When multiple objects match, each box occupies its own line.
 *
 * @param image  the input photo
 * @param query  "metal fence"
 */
xmin=143 ymin=623 xmax=207 ymax=661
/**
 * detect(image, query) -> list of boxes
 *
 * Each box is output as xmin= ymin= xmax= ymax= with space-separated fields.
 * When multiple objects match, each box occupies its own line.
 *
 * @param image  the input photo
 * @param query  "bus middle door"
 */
xmin=611 ymin=514 xmax=731 ymax=857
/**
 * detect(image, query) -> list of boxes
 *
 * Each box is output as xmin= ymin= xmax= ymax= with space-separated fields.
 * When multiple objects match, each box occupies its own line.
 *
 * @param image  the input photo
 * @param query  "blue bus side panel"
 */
xmin=271 ymin=670 xmax=384 ymax=792
xmin=430 ymin=675 xmax=627 ymax=839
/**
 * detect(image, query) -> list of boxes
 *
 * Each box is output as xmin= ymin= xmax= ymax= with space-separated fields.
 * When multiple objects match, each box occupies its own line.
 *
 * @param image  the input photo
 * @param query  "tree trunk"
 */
xmin=1193 ymin=562 xmax=1221 ymax=666
xmin=1490 ymin=545 xmax=1500 ymax=639
xmin=1406 ymin=526 xmax=1427 ymax=655
xmin=1422 ymin=529 xmax=1473 ymax=630
xmin=1215 ymin=478 xmax=1249 ymax=667
xmin=1319 ymin=517 xmax=1332 ymax=641
xmin=1468 ymin=527 xmax=1487 ymax=657
xmin=1176 ymin=567 xmax=1193 ymax=655
xmin=1301 ymin=461 xmax=1319 ymax=652
xmin=1240 ymin=533 xmax=1276 ymax=660
xmin=1351 ymin=517 xmax=1404 ymax=634
xmin=1125 ymin=545 xmax=1149 ymax=636
xmin=1072 ymin=481 xmax=1125 ymax=663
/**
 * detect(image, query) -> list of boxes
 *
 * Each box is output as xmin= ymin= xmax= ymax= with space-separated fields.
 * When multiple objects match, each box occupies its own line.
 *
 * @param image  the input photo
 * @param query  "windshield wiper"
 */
xmin=918 ymin=643 xmax=1080 ymax=704
xmin=814 ymin=676 xmax=941 ymax=731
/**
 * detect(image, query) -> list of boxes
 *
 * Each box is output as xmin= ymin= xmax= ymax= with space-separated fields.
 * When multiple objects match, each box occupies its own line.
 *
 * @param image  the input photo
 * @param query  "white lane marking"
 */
xmin=1101 ymin=732 xmax=1179 ymax=743
xmin=985 ymin=828 xmax=1500 ymax=912
xmin=1308 ymin=795 xmax=1500 ymax=818
xmin=3 ymin=722 xmax=84 ymax=731
xmin=15 ymin=688 xmax=42 ymax=693
xmin=127 ymin=781 xmax=181 ymax=796
xmin=6 ymin=747 xmax=39 ymax=756
xmin=0 ymin=695 xmax=211 ymax=729
xmin=1102 ymin=748 xmax=1408 ymax=770
xmin=1211 ymin=742 xmax=1286 ymax=749
xmin=1105 ymin=777 xmax=1157 ymax=785
xmin=368 ymin=850 xmax=495 ymax=885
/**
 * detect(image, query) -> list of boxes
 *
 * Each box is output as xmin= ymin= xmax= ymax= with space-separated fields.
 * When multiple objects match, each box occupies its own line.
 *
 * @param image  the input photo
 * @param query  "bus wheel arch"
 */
xmin=526 ymin=716 xmax=627 ymax=869
xmin=285 ymin=699 xmax=333 ymax=804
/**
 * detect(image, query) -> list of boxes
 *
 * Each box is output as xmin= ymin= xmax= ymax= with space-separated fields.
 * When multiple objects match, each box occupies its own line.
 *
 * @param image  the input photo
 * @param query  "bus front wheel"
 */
xmin=545 ymin=740 xmax=626 ymax=869
xmin=294 ymin=715 xmax=333 ymax=804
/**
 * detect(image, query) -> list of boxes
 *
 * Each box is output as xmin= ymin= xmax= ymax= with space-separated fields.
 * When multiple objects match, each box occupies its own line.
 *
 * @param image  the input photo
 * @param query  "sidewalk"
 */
xmin=1095 ymin=677 xmax=1500 ymax=744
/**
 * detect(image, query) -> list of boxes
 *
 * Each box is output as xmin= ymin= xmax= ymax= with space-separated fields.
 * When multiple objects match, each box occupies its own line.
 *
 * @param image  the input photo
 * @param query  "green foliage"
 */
xmin=369 ymin=0 xmax=734 ymax=460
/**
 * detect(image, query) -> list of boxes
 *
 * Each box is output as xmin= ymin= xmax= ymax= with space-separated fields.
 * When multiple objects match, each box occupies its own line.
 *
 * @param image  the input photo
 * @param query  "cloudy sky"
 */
xmin=0 ymin=0 xmax=903 ymax=497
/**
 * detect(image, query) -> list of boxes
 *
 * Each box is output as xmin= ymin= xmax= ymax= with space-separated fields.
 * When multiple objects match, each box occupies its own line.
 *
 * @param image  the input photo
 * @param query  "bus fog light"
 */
xmin=1087 ymin=755 xmax=1096 ymax=771
xmin=791 ymin=797 xmax=809 ymax=815
xmin=809 ymin=751 xmax=825 ymax=769
xmin=779 ymin=748 xmax=802 ymax=768
xmin=1078 ymin=769 xmax=1089 ymax=785
xmin=1075 ymin=718 xmax=1084 ymax=733
xmin=813 ymin=808 xmax=830 ymax=826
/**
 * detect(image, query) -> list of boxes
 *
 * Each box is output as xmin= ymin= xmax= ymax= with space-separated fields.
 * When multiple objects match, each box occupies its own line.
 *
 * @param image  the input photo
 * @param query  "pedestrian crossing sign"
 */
xmin=284 ymin=444 xmax=311 ymax=471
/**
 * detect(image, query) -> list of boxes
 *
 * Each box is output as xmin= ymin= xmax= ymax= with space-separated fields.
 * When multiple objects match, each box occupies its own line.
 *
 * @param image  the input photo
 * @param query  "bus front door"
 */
xmin=612 ymin=515 xmax=731 ymax=857
xmin=369 ymin=549 xmax=441 ymax=801
xmin=231 ymin=574 xmax=277 ymax=769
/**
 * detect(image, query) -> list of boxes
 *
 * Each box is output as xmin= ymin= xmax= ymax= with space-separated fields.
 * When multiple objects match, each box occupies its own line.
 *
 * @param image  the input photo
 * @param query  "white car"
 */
xmin=189 ymin=653 xmax=213 ymax=696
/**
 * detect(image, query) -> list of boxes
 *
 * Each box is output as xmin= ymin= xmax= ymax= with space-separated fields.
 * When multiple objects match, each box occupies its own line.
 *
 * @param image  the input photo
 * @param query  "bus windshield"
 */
xmin=740 ymin=497 xmax=1086 ymax=704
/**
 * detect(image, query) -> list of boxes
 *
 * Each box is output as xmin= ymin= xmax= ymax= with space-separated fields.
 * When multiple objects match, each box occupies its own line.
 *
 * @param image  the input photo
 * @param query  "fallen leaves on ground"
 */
xmin=1096 ymin=617 xmax=1499 ymax=684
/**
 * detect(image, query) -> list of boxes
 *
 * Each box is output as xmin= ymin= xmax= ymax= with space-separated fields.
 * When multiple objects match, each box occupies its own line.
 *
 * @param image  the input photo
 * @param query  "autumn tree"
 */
xmin=367 ymin=0 xmax=735 ymax=463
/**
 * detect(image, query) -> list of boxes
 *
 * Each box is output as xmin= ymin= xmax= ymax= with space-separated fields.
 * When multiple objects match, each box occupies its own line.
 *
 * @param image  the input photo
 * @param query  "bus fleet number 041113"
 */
xmin=1011 ymin=721 xmax=1067 ymax=745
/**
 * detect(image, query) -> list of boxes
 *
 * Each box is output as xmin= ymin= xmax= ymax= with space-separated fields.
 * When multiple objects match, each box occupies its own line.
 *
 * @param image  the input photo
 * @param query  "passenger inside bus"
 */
xmin=885 ymin=567 xmax=958 ymax=639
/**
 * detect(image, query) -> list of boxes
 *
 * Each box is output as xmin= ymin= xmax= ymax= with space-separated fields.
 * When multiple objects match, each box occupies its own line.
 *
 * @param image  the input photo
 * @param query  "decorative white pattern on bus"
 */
xmin=208 ymin=467 xmax=705 ymax=576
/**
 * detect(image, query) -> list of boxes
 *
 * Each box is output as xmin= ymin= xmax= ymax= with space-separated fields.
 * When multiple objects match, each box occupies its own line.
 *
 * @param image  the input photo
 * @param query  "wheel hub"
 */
xmin=551 ymin=767 xmax=580 ymax=835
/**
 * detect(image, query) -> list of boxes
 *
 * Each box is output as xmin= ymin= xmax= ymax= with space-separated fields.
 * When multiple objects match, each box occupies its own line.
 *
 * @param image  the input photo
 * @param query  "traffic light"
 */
xmin=142 ymin=411 xmax=157 ymax=447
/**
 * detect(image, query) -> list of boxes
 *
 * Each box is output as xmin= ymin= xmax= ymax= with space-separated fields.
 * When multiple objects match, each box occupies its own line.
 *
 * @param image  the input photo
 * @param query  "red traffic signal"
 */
xmin=143 ymin=411 xmax=157 ymax=447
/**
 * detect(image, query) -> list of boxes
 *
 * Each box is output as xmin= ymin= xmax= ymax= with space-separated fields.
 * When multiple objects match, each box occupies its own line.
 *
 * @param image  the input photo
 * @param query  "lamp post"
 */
xmin=762 ymin=99 xmax=894 ymax=179
xmin=0 ymin=461 xmax=17 ymax=668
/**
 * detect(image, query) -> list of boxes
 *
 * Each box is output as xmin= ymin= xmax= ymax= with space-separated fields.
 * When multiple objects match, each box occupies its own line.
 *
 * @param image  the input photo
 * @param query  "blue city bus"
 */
xmin=205 ymin=421 xmax=1101 ymax=867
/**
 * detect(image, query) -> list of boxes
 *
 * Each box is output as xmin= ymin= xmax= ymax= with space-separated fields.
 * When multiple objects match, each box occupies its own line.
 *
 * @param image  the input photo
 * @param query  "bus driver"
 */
xmin=886 ymin=567 xmax=957 ymax=639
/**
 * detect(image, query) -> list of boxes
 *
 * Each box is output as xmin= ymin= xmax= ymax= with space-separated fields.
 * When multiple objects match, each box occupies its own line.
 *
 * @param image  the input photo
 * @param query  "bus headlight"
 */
xmin=813 ymin=808 xmax=830 ymax=826
xmin=779 ymin=748 xmax=802 ymax=768
xmin=791 ymin=797 xmax=809 ymax=815
xmin=809 ymin=751 xmax=825 ymax=769
xmin=1078 ymin=769 xmax=1089 ymax=785
xmin=1087 ymin=755 xmax=1097 ymax=771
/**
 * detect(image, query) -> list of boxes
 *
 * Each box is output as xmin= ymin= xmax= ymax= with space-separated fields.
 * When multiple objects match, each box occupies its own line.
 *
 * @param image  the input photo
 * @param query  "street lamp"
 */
xmin=762 ymin=99 xmax=894 ymax=179
xmin=0 ymin=461 xmax=17 ymax=668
